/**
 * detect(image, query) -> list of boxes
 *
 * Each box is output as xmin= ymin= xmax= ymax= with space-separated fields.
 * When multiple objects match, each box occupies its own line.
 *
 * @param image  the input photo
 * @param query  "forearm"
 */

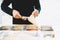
xmin=1 ymin=5 xmax=13 ymax=16
xmin=1 ymin=0 xmax=12 ymax=16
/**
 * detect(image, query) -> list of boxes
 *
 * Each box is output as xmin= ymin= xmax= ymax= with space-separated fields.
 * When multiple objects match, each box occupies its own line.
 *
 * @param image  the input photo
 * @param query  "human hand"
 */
xmin=12 ymin=10 xmax=22 ymax=19
xmin=32 ymin=9 xmax=39 ymax=17
xmin=22 ymin=16 xmax=28 ymax=20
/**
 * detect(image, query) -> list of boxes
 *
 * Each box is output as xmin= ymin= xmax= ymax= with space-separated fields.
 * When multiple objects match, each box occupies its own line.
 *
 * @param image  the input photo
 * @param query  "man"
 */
xmin=1 ymin=0 xmax=41 ymax=24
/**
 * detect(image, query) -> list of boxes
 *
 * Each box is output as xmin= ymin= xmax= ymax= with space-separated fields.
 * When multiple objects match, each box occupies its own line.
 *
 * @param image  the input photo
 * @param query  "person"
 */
xmin=1 ymin=0 xmax=41 ymax=24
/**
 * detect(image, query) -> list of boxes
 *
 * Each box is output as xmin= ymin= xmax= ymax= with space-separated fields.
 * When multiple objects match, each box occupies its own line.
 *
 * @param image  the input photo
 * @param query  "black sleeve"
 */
xmin=1 ymin=0 xmax=12 ymax=16
xmin=34 ymin=0 xmax=41 ymax=13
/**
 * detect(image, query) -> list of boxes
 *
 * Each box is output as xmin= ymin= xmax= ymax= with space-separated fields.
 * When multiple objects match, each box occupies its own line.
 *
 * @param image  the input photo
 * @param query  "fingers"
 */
xmin=22 ymin=18 xmax=28 ymax=20
xmin=33 ymin=11 xmax=38 ymax=17
xmin=22 ymin=16 xmax=28 ymax=20
xmin=14 ymin=14 xmax=22 ymax=19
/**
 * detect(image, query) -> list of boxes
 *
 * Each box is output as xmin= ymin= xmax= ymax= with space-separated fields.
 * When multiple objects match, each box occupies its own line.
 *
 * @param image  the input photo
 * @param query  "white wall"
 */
xmin=0 ymin=8 xmax=2 ymax=25
xmin=0 ymin=0 xmax=3 ymax=26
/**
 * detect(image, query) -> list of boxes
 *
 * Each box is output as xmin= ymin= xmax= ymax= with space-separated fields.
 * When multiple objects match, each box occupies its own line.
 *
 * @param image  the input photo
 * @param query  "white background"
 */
xmin=0 ymin=0 xmax=60 ymax=40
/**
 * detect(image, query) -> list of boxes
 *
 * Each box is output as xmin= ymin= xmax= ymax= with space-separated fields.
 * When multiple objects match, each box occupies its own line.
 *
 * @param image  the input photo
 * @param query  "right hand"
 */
xmin=12 ymin=10 xmax=22 ymax=19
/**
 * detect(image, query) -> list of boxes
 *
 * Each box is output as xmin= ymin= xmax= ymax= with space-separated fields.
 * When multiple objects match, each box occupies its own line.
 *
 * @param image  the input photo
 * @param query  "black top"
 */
xmin=1 ymin=0 xmax=41 ymax=24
